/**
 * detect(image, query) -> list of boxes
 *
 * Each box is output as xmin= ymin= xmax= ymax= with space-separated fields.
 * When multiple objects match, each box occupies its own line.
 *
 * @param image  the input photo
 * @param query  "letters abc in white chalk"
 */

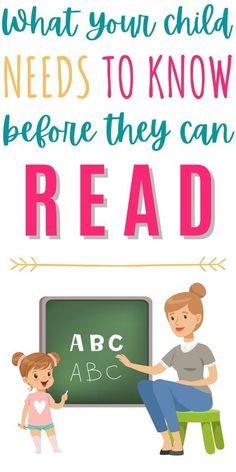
xmin=70 ymin=334 xmax=123 ymax=352
xmin=69 ymin=334 xmax=124 ymax=383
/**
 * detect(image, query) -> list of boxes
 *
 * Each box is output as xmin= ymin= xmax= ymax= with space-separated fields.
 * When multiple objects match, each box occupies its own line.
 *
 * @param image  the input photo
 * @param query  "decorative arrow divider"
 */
xmin=10 ymin=257 xmax=226 ymax=272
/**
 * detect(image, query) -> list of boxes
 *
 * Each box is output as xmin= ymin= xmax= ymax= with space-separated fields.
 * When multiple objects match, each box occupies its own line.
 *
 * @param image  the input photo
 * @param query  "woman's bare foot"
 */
xmin=160 ymin=431 xmax=172 ymax=451
xmin=162 ymin=442 xmax=172 ymax=451
xmin=172 ymin=443 xmax=183 ymax=452
xmin=171 ymin=432 xmax=183 ymax=452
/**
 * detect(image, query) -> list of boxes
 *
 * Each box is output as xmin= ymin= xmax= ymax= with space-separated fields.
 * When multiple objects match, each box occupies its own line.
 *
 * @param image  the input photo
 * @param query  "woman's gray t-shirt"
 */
xmin=161 ymin=343 xmax=215 ymax=394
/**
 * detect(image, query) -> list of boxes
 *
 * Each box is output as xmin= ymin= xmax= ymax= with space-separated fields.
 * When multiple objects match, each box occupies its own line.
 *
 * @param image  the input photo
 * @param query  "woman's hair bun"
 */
xmin=12 ymin=352 xmax=24 ymax=366
xmin=189 ymin=283 xmax=206 ymax=298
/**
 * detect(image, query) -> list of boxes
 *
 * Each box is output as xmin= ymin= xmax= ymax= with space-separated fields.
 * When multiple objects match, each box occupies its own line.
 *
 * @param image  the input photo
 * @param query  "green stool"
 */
xmin=169 ymin=410 xmax=224 ymax=454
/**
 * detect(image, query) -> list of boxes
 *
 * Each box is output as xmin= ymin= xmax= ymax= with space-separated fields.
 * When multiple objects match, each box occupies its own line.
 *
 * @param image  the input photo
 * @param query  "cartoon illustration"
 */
xmin=12 ymin=351 xmax=68 ymax=453
xmin=117 ymin=283 xmax=218 ymax=456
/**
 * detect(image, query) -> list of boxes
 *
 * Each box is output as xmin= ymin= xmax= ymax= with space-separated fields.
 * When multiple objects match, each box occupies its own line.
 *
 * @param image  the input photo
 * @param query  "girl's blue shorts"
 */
xmin=27 ymin=423 xmax=54 ymax=431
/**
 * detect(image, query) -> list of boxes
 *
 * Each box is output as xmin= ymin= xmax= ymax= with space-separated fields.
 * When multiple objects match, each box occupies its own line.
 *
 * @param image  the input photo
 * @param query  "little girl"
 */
xmin=12 ymin=351 xmax=68 ymax=453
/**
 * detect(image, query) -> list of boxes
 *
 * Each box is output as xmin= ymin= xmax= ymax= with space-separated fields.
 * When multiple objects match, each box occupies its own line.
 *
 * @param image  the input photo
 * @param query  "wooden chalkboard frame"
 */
xmin=40 ymin=296 xmax=152 ymax=407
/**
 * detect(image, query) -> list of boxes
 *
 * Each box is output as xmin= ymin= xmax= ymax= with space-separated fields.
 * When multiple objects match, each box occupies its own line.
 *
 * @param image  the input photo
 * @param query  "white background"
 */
xmin=0 ymin=0 xmax=235 ymax=470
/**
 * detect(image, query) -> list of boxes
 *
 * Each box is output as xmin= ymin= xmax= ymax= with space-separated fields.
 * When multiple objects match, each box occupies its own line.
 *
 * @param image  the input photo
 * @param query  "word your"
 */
xmin=1 ymin=7 xmax=81 ymax=37
xmin=86 ymin=12 xmax=156 ymax=40
xmin=70 ymin=334 xmax=123 ymax=352
xmin=102 ymin=55 xmax=232 ymax=99
xmin=25 ymin=164 xmax=213 ymax=238
xmin=4 ymin=55 xmax=89 ymax=98
xmin=164 ymin=4 xmax=233 ymax=38
xmin=70 ymin=362 xmax=122 ymax=382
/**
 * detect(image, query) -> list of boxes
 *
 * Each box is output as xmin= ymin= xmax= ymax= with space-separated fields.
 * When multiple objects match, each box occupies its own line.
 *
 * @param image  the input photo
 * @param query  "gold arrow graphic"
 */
xmin=10 ymin=257 xmax=226 ymax=272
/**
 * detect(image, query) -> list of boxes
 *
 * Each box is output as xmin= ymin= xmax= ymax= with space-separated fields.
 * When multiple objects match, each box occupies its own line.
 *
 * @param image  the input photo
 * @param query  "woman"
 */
xmin=117 ymin=283 xmax=217 ymax=456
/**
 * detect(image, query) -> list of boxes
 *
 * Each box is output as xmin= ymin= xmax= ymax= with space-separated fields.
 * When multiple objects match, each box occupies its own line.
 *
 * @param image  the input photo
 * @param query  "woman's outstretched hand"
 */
xmin=116 ymin=354 xmax=132 ymax=368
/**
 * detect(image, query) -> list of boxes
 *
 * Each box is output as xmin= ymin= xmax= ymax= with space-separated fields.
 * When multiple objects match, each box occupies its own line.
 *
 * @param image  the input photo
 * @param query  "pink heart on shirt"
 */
xmin=34 ymin=400 xmax=46 ymax=415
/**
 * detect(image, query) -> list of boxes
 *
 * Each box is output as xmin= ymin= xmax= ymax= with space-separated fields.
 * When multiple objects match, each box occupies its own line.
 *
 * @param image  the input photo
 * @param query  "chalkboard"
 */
xmin=40 ymin=297 xmax=152 ymax=406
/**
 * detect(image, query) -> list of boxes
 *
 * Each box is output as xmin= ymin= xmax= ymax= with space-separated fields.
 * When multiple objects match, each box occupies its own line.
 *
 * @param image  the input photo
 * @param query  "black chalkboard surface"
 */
xmin=40 ymin=297 xmax=152 ymax=406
